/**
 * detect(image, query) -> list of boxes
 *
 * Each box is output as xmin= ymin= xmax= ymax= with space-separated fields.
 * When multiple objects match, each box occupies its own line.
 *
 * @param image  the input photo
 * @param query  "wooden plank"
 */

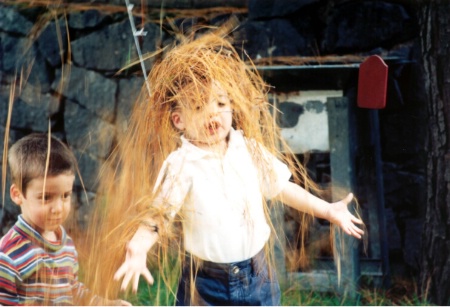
xmin=288 ymin=271 xmax=339 ymax=293
xmin=327 ymin=97 xmax=360 ymax=298
xmin=355 ymin=107 xmax=390 ymax=288
xmin=287 ymin=258 xmax=383 ymax=292
xmin=126 ymin=0 xmax=247 ymax=8
xmin=367 ymin=110 xmax=391 ymax=287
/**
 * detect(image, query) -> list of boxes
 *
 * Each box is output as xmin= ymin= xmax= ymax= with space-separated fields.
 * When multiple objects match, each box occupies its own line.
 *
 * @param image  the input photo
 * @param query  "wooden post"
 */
xmin=327 ymin=96 xmax=360 ymax=298
xmin=356 ymin=108 xmax=390 ymax=288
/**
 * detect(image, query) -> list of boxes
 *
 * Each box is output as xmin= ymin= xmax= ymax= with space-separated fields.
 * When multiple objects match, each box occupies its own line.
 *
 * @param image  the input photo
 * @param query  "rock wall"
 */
xmin=0 ymin=0 xmax=427 ymax=277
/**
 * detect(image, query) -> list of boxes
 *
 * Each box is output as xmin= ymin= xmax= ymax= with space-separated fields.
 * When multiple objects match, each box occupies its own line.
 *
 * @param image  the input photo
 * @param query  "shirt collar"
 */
xmin=180 ymin=128 xmax=245 ymax=161
xmin=14 ymin=215 xmax=67 ymax=252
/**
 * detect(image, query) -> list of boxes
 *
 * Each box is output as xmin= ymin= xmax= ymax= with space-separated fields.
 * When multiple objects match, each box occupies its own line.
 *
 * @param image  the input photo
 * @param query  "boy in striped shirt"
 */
xmin=0 ymin=133 xmax=130 ymax=306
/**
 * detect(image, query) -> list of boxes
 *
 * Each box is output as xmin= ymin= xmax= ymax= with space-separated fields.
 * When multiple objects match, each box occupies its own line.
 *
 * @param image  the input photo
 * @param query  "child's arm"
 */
xmin=0 ymin=254 xmax=19 ymax=305
xmin=113 ymin=220 xmax=160 ymax=293
xmin=276 ymin=181 xmax=364 ymax=239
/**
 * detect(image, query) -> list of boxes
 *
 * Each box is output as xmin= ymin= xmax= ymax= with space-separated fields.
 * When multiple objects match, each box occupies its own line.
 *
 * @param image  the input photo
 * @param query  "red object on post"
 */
xmin=357 ymin=55 xmax=388 ymax=109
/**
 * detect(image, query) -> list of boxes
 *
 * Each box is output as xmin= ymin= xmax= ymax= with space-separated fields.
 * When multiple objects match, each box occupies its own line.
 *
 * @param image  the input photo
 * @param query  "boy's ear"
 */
xmin=10 ymin=184 xmax=23 ymax=206
xmin=171 ymin=111 xmax=185 ymax=131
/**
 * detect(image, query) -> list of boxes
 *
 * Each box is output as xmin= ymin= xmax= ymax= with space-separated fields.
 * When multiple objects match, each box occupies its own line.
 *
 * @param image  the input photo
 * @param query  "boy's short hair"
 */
xmin=8 ymin=133 xmax=77 ymax=195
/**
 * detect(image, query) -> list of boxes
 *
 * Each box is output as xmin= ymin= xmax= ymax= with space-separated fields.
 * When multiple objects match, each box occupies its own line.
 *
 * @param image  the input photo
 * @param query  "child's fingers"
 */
xmin=355 ymin=226 xmax=365 ymax=236
xmin=344 ymin=227 xmax=360 ymax=239
xmin=132 ymin=274 xmax=140 ymax=293
xmin=352 ymin=232 xmax=362 ymax=239
xmin=351 ymin=215 xmax=364 ymax=224
xmin=347 ymin=224 xmax=364 ymax=239
xmin=121 ymin=271 xmax=133 ymax=291
xmin=343 ymin=193 xmax=353 ymax=204
xmin=114 ymin=264 xmax=126 ymax=281
xmin=142 ymin=268 xmax=154 ymax=285
xmin=352 ymin=225 xmax=364 ymax=238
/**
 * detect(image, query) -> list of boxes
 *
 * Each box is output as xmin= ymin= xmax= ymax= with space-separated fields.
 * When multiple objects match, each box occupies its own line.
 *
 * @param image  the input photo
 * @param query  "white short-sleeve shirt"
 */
xmin=153 ymin=128 xmax=291 ymax=263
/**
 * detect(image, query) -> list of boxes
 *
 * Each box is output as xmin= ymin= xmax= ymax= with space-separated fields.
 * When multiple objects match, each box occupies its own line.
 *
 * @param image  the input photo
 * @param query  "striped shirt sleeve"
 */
xmin=0 ymin=252 xmax=19 ymax=305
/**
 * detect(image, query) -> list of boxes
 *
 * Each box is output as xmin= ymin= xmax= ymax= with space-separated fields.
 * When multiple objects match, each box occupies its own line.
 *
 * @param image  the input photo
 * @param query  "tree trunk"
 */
xmin=418 ymin=0 xmax=450 ymax=305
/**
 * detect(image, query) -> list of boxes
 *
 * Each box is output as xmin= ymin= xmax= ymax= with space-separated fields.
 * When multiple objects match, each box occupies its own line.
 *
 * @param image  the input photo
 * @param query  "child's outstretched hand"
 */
xmin=327 ymin=193 xmax=364 ymax=239
xmin=279 ymin=182 xmax=365 ymax=239
xmin=114 ymin=227 xmax=157 ymax=293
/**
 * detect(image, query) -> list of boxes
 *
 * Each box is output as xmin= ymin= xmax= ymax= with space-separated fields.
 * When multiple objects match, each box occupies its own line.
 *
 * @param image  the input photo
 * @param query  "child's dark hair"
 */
xmin=8 ymin=133 xmax=77 ymax=196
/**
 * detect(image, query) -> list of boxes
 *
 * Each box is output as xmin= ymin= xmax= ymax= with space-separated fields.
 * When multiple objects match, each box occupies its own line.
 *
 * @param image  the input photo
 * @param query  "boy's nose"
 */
xmin=51 ymin=199 xmax=64 ymax=213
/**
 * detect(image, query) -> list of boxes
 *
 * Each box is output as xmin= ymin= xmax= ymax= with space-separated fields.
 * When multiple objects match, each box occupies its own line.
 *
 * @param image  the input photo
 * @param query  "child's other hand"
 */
xmin=113 ymin=239 xmax=154 ymax=293
xmin=328 ymin=193 xmax=365 ymax=239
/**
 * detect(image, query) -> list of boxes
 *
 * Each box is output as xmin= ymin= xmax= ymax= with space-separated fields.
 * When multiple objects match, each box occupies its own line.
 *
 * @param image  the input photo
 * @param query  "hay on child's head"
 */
xmin=146 ymin=33 xmax=268 ymax=136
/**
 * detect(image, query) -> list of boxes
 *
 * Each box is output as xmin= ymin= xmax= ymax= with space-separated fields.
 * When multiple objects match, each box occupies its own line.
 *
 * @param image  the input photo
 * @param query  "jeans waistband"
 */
xmin=184 ymin=248 xmax=266 ymax=275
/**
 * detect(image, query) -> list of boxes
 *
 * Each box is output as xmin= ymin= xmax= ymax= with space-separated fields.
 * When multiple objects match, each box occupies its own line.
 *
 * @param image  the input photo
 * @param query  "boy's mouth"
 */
xmin=48 ymin=218 xmax=62 ymax=224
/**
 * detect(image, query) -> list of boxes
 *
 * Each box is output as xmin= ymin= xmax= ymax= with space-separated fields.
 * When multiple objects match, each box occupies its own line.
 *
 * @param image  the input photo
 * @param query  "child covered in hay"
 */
xmin=87 ymin=31 xmax=364 ymax=306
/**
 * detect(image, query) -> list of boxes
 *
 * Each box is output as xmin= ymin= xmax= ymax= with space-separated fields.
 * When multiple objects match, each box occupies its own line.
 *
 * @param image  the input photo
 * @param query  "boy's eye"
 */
xmin=38 ymin=192 xmax=72 ymax=202
xmin=40 ymin=195 xmax=52 ymax=202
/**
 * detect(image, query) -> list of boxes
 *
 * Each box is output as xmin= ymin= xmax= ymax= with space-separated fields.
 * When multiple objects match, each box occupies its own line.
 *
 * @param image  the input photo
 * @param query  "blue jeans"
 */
xmin=176 ymin=248 xmax=281 ymax=306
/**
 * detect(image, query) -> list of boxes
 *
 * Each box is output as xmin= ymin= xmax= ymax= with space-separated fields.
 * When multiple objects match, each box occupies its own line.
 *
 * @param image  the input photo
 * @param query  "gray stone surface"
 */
xmin=64 ymin=100 xmax=116 ymax=159
xmin=69 ymin=10 xmax=110 ymax=29
xmin=117 ymin=76 xmax=145 ymax=131
xmin=73 ymin=149 xmax=102 ymax=192
xmin=52 ymin=65 xmax=117 ymax=122
xmin=249 ymin=0 xmax=317 ymax=19
xmin=71 ymin=19 xmax=159 ymax=72
xmin=0 ymin=97 xmax=55 ymax=132
xmin=324 ymin=1 xmax=416 ymax=53
xmin=0 ymin=34 xmax=28 ymax=73
xmin=37 ymin=18 xmax=68 ymax=67
xmin=0 ymin=5 xmax=34 ymax=35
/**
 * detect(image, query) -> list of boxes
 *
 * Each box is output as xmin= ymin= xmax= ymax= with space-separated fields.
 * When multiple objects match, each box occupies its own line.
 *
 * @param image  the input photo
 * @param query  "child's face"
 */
xmin=10 ymin=173 xmax=75 ymax=239
xmin=172 ymin=81 xmax=233 ymax=151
